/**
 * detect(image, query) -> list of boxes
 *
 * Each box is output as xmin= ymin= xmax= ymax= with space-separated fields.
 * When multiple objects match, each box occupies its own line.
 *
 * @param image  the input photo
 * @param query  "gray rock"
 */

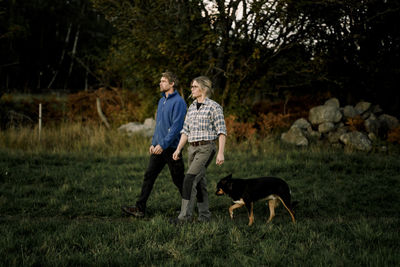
xmin=324 ymin=98 xmax=340 ymax=108
xmin=327 ymin=127 xmax=348 ymax=144
xmin=318 ymin=122 xmax=335 ymax=133
xmin=354 ymin=101 xmax=371 ymax=115
xmin=305 ymin=128 xmax=321 ymax=140
xmin=379 ymin=114 xmax=399 ymax=130
xmin=292 ymin=118 xmax=311 ymax=130
xmin=143 ymin=118 xmax=156 ymax=128
xmin=339 ymin=131 xmax=372 ymax=152
xmin=281 ymin=126 xmax=309 ymax=146
xmin=309 ymin=105 xmax=342 ymax=125
xmin=118 ymin=118 xmax=156 ymax=137
xmin=343 ymin=105 xmax=358 ymax=118
xmin=371 ymin=105 xmax=383 ymax=114
xmin=364 ymin=114 xmax=380 ymax=136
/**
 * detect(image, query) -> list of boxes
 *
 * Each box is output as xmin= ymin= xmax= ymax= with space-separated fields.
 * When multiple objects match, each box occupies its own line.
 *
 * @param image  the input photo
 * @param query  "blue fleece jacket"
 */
xmin=152 ymin=90 xmax=187 ymax=149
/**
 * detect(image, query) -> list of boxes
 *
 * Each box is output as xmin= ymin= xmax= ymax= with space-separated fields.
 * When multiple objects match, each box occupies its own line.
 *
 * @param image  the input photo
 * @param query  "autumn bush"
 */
xmin=225 ymin=112 xmax=294 ymax=142
xmin=225 ymin=115 xmax=257 ymax=142
xmin=345 ymin=115 xmax=365 ymax=132
xmin=256 ymin=112 xmax=292 ymax=137
xmin=67 ymin=87 xmax=154 ymax=126
xmin=387 ymin=126 xmax=400 ymax=144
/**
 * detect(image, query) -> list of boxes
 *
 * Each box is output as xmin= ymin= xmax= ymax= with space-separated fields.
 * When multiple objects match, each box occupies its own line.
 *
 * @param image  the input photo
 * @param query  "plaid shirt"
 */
xmin=181 ymin=98 xmax=227 ymax=142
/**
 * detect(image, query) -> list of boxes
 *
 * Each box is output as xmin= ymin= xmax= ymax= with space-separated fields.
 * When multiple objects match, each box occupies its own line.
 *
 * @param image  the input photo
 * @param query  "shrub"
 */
xmin=256 ymin=112 xmax=292 ymax=137
xmin=345 ymin=115 xmax=365 ymax=132
xmin=225 ymin=115 xmax=256 ymax=142
xmin=67 ymin=87 xmax=154 ymax=127
xmin=387 ymin=126 xmax=400 ymax=144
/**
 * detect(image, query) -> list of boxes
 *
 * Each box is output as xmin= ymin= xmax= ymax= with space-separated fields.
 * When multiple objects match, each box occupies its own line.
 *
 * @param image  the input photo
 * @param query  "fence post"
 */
xmin=39 ymin=103 xmax=42 ymax=141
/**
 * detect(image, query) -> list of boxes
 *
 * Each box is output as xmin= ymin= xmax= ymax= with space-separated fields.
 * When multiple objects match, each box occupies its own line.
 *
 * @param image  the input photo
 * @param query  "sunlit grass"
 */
xmin=0 ymin=123 xmax=150 ymax=156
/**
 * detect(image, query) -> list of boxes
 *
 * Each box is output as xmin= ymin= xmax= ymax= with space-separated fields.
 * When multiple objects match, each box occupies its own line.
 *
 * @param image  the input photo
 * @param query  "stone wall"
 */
xmin=281 ymin=98 xmax=399 ymax=151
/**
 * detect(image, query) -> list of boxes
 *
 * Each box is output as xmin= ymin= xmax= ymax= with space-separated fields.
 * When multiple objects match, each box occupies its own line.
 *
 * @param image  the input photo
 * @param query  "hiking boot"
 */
xmin=121 ymin=205 xmax=144 ymax=218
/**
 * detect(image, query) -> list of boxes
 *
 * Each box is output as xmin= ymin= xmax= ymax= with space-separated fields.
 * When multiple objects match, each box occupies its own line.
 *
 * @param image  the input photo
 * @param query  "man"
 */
xmin=122 ymin=71 xmax=200 ymax=218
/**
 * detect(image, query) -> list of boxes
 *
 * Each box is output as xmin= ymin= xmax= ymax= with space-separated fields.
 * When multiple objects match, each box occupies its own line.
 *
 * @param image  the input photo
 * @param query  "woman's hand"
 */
xmin=216 ymin=152 xmax=224 ymax=165
xmin=172 ymin=149 xmax=181 ymax=161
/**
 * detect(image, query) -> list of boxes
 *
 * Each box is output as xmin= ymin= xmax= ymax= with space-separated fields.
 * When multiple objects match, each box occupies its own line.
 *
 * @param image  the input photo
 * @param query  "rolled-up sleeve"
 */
xmin=212 ymin=105 xmax=227 ymax=136
xmin=181 ymin=115 xmax=190 ymax=136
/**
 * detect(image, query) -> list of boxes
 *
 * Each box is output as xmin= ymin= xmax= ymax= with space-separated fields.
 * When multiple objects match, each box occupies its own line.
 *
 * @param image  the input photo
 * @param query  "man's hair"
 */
xmin=162 ymin=71 xmax=179 ymax=90
xmin=192 ymin=76 xmax=213 ymax=97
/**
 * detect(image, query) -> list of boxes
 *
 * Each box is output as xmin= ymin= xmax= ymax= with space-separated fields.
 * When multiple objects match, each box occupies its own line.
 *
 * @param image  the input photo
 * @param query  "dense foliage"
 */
xmin=0 ymin=0 xmax=113 ymax=91
xmin=1 ymin=0 xmax=400 ymax=117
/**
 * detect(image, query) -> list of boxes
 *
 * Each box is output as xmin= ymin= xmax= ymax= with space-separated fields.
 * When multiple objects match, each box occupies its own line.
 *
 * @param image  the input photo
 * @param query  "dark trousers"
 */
xmin=135 ymin=147 xmax=202 ymax=212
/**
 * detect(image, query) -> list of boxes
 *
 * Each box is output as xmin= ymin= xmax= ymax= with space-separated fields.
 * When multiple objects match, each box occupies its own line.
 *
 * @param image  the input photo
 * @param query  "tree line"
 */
xmin=1 ymin=0 xmax=400 ymax=117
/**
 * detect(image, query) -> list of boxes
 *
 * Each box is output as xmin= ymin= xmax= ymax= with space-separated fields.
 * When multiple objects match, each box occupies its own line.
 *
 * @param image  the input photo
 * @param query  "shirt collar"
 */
xmin=162 ymin=90 xmax=177 ymax=99
xmin=194 ymin=97 xmax=210 ymax=105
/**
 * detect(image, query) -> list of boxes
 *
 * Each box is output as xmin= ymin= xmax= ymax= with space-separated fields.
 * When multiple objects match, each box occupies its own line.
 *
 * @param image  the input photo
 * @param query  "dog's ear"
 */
xmin=226 ymin=173 xmax=232 ymax=179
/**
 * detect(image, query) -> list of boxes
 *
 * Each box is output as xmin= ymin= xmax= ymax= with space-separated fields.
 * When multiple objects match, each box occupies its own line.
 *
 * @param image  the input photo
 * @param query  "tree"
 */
xmin=92 ymin=0 xmax=400 ymax=117
xmin=0 ymin=0 xmax=113 ymax=92
xmin=282 ymin=0 xmax=400 ymax=112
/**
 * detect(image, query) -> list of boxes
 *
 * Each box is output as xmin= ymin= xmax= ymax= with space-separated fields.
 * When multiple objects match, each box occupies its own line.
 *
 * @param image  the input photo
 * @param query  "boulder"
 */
xmin=309 ymin=105 xmax=342 ymax=125
xmin=324 ymin=98 xmax=340 ymax=108
xmin=379 ymin=114 xmax=399 ymax=130
xmin=364 ymin=114 xmax=380 ymax=136
xmin=339 ymin=131 xmax=372 ymax=152
xmin=318 ymin=122 xmax=335 ymax=133
xmin=281 ymin=126 xmax=308 ymax=146
xmin=327 ymin=127 xmax=348 ymax=144
xmin=342 ymin=105 xmax=358 ymax=119
xmin=292 ymin=118 xmax=311 ymax=130
xmin=354 ymin=101 xmax=371 ymax=115
xmin=118 ymin=118 xmax=156 ymax=137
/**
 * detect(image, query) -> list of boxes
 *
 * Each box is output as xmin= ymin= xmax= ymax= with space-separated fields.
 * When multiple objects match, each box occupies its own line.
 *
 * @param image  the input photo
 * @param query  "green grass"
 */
xmin=1 ymin=126 xmax=400 ymax=266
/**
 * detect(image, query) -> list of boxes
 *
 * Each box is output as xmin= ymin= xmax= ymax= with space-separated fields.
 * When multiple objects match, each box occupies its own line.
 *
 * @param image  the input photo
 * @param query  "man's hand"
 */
xmin=149 ymin=145 xmax=155 ymax=154
xmin=153 ymin=144 xmax=164 ymax=155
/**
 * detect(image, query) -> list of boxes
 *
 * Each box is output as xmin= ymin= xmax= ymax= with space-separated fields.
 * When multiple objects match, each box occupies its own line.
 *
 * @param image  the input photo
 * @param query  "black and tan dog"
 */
xmin=216 ymin=174 xmax=296 ymax=226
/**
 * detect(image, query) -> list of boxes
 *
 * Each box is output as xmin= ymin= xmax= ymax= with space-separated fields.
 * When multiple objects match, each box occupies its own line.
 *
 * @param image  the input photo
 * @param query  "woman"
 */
xmin=172 ymin=76 xmax=227 ymax=223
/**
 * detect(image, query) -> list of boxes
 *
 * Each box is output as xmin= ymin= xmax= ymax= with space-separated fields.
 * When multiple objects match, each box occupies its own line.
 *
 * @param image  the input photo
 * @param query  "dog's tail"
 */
xmin=277 ymin=196 xmax=296 ymax=223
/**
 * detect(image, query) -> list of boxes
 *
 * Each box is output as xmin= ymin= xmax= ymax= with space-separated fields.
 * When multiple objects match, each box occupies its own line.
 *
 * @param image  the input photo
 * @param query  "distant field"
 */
xmin=1 ymin=126 xmax=399 ymax=266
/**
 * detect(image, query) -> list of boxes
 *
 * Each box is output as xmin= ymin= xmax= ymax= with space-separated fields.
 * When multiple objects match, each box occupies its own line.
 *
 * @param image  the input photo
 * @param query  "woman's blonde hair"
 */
xmin=192 ymin=76 xmax=213 ymax=97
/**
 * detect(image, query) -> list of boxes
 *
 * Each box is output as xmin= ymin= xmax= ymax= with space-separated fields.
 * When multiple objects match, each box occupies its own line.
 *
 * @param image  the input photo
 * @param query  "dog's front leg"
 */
xmin=229 ymin=199 xmax=245 ymax=219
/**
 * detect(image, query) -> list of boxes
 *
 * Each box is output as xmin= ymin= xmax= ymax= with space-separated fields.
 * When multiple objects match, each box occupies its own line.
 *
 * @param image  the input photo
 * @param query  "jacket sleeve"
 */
xmin=159 ymin=99 xmax=187 ymax=149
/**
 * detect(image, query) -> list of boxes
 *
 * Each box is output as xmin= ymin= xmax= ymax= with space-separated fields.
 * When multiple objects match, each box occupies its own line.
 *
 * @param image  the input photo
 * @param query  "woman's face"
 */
xmin=191 ymin=81 xmax=204 ymax=99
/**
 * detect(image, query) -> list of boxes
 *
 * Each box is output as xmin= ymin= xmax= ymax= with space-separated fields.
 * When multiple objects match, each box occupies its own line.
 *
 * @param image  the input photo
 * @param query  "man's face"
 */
xmin=159 ymin=77 xmax=174 ymax=92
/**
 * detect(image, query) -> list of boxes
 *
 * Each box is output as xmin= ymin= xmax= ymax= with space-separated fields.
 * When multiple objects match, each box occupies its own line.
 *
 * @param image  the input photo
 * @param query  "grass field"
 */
xmin=1 ymin=125 xmax=400 ymax=266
